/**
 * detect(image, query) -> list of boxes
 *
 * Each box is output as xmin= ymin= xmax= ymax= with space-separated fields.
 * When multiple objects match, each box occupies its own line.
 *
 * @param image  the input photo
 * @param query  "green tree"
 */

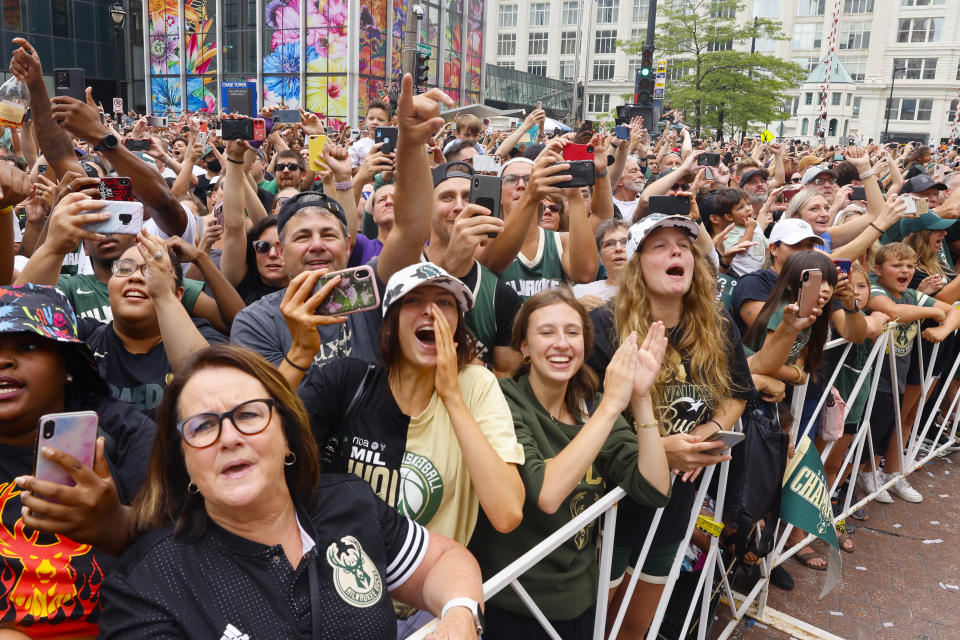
xmin=621 ymin=0 xmax=807 ymax=139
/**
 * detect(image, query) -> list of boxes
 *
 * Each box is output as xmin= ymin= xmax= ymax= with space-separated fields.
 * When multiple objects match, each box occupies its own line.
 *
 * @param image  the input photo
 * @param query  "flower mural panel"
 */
xmin=151 ymin=77 xmax=182 ymax=115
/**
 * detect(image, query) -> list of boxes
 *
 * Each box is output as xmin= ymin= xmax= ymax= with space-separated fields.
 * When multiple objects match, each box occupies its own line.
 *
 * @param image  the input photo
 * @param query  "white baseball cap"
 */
xmin=768 ymin=218 xmax=825 ymax=246
xmin=625 ymin=214 xmax=700 ymax=259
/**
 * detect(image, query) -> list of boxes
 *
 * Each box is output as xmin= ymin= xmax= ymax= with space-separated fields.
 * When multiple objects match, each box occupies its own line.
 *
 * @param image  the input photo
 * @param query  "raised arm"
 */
xmin=219 ymin=140 xmax=250 ymax=287
xmin=559 ymin=188 xmax=598 ymax=283
xmin=494 ymin=109 xmax=544 ymax=159
xmin=376 ymin=74 xmax=453 ymax=282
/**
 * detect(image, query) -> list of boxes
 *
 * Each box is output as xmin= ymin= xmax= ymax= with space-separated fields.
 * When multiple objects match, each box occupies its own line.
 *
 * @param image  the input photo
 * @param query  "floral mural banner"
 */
xmin=149 ymin=0 xmax=219 ymax=113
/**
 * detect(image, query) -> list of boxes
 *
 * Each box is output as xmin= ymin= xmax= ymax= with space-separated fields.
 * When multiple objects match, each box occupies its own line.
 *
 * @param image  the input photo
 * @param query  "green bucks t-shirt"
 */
xmin=868 ymin=284 xmax=936 ymax=357
xmin=498 ymin=228 xmax=566 ymax=301
xmin=57 ymin=273 xmax=204 ymax=323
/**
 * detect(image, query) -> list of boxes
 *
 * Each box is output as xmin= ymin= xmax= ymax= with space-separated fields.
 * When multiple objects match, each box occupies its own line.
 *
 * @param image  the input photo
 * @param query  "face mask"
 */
xmin=206 ymin=158 xmax=222 ymax=173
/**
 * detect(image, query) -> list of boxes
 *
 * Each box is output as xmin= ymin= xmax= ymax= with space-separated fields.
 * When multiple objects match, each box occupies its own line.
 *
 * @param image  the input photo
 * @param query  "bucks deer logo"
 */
xmin=326 ymin=536 xmax=382 ymax=607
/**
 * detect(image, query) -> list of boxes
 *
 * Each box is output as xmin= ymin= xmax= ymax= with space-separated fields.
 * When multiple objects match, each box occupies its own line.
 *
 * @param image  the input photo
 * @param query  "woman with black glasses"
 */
xmin=101 ymin=344 xmax=485 ymax=639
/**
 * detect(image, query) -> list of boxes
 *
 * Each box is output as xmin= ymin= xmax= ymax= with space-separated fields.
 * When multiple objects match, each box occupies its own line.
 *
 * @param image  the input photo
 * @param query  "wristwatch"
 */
xmin=441 ymin=597 xmax=485 ymax=635
xmin=842 ymin=299 xmax=860 ymax=313
xmin=94 ymin=133 xmax=119 ymax=153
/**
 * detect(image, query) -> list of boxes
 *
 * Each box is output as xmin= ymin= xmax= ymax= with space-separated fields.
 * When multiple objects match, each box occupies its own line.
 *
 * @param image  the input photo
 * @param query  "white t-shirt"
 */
xmin=613 ymin=196 xmax=640 ymax=221
xmin=572 ymin=279 xmax=617 ymax=302
xmin=349 ymin=136 xmax=376 ymax=168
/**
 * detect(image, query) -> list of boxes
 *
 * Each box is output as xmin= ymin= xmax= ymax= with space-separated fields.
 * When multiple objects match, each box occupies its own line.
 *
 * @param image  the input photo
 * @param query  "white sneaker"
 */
xmin=857 ymin=471 xmax=893 ymax=504
xmin=886 ymin=473 xmax=923 ymax=503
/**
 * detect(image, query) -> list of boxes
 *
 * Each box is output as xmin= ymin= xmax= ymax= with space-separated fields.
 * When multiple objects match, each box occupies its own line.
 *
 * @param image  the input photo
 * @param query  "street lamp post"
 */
xmin=883 ymin=65 xmax=905 ymax=144
xmin=109 ymin=2 xmax=127 ymax=104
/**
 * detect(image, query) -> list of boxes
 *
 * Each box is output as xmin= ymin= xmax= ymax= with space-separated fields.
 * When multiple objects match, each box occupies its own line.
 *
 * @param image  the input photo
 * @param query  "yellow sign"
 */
xmin=760 ymin=129 xmax=775 ymax=143
xmin=696 ymin=515 xmax=724 ymax=538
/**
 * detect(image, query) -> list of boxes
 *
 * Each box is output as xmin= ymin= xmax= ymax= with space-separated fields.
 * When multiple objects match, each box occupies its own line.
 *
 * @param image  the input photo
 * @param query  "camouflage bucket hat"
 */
xmin=382 ymin=262 xmax=474 ymax=317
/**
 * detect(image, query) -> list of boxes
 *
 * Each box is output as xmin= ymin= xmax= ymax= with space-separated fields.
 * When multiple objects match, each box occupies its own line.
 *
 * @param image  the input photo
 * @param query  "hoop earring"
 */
xmin=284 ymin=452 xmax=296 ymax=466
xmin=187 ymin=481 xmax=199 ymax=495
xmin=521 ymin=354 xmax=530 ymax=365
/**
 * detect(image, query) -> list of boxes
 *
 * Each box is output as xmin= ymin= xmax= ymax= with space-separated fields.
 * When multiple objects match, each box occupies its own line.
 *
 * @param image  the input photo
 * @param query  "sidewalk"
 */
xmin=714 ymin=450 xmax=960 ymax=640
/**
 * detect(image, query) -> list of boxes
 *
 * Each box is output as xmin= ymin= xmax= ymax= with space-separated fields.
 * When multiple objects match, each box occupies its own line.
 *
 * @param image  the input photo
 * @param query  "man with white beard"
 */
xmin=740 ymin=168 xmax=770 ymax=216
xmin=612 ymin=157 xmax=644 ymax=220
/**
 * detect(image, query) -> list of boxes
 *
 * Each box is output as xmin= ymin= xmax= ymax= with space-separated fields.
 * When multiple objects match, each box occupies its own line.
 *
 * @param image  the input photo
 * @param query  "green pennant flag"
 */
xmin=780 ymin=436 xmax=841 ymax=598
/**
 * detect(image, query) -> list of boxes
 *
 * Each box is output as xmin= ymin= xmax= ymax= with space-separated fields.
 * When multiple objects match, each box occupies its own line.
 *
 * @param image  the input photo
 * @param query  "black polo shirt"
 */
xmin=99 ymin=474 xmax=428 ymax=639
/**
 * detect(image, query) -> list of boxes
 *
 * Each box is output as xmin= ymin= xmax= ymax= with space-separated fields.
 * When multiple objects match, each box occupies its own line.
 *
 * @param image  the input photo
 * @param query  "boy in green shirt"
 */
xmin=861 ymin=242 xmax=960 ymax=503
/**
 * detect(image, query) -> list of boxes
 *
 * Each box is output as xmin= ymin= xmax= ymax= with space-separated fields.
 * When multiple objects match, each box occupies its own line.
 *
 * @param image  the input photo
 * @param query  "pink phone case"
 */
xmin=34 ymin=411 xmax=98 ymax=487
xmin=796 ymin=269 xmax=822 ymax=319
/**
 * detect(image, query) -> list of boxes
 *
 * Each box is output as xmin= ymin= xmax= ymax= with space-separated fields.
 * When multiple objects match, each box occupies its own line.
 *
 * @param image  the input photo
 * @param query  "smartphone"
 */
xmin=53 ymin=68 xmax=85 ymax=101
xmin=308 ymin=134 xmax=328 ymax=171
xmin=197 ymin=120 xmax=209 ymax=133
xmin=221 ymin=118 xmax=255 ymax=140
xmin=83 ymin=201 xmax=144 ymax=235
xmin=375 ymin=127 xmax=399 ymax=154
xmin=648 ymin=195 xmax=691 ymax=216
xmin=252 ymin=118 xmax=266 ymax=142
xmin=123 ymin=139 xmax=151 ymax=152
xmin=615 ymin=125 xmax=630 ymax=140
xmin=273 ymin=109 xmax=300 ymax=124
xmin=849 ymin=186 xmax=866 ymax=201
xmin=900 ymin=195 xmax=917 ymax=215
xmin=311 ymin=265 xmax=381 ymax=316
xmin=563 ymin=144 xmax=594 ymax=162
xmin=34 ymin=411 xmax=98 ymax=487
xmin=213 ymin=202 xmax=224 ymax=227
xmin=705 ymin=430 xmax=746 ymax=451
xmin=548 ymin=160 xmax=595 ymax=189
xmin=470 ymin=175 xmax=503 ymax=238
xmin=796 ymin=268 xmax=823 ymax=319
xmin=833 ymin=153 xmax=845 ymax=161
xmin=195 ymin=130 xmax=209 ymax=148
xmin=146 ymin=115 xmax=168 ymax=128
xmin=99 ymin=111 xmax=106 ymax=125
xmin=698 ymin=153 xmax=722 ymax=167
xmin=782 ymin=186 xmax=802 ymax=204
xmin=98 ymin=177 xmax=134 ymax=201
xmin=833 ymin=259 xmax=852 ymax=275
xmin=472 ymin=154 xmax=502 ymax=173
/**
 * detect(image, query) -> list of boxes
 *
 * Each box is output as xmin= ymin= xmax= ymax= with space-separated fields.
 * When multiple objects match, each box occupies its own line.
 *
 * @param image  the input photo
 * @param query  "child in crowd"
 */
xmin=442 ymin=114 xmax=487 ymax=156
xmin=859 ymin=242 xmax=960 ymax=504
xmin=712 ymin=188 xmax=769 ymax=277
xmin=348 ymin=99 xmax=392 ymax=168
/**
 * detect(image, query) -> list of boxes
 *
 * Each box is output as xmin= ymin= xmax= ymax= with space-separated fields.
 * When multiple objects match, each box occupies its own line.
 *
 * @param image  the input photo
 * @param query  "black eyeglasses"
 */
xmin=503 ymin=174 xmax=530 ymax=187
xmin=252 ymin=240 xmax=279 ymax=254
xmin=176 ymin=398 xmax=275 ymax=449
xmin=276 ymin=162 xmax=301 ymax=172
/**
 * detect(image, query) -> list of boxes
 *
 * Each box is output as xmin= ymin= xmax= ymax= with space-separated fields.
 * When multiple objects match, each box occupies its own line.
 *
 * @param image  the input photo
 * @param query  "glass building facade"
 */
xmin=145 ymin=0 xmax=486 ymax=128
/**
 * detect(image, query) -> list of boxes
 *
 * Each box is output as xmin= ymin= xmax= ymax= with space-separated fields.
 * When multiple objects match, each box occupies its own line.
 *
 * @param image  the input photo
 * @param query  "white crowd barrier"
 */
xmin=410 ymin=320 xmax=959 ymax=640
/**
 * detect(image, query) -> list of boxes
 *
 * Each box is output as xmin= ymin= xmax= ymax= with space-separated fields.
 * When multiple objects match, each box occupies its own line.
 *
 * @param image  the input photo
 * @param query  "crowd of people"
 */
xmin=0 ymin=34 xmax=958 ymax=640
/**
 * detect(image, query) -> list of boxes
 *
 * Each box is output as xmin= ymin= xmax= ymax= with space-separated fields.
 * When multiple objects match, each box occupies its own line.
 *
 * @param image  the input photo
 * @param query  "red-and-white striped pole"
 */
xmin=817 ymin=0 xmax=841 ymax=141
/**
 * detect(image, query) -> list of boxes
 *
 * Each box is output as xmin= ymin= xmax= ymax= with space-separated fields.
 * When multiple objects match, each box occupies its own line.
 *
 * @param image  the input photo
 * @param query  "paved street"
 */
xmin=713 ymin=451 xmax=960 ymax=640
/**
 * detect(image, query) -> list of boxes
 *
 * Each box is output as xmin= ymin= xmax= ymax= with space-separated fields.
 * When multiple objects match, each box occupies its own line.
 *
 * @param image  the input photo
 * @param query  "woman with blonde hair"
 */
xmin=588 ymin=214 xmax=755 ymax=637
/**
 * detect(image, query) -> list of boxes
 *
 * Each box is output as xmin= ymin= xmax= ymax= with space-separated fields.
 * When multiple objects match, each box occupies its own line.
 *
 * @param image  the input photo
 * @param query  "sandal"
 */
xmin=836 ymin=530 xmax=855 ymax=553
xmin=794 ymin=546 xmax=828 ymax=571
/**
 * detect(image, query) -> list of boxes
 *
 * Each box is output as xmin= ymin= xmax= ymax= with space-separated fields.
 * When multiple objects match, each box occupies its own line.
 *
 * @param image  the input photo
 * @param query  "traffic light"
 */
xmin=415 ymin=51 xmax=430 ymax=91
xmin=634 ymin=45 xmax=655 ymax=106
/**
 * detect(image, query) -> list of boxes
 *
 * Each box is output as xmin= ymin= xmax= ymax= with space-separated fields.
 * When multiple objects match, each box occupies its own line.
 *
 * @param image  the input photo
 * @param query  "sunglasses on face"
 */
xmin=790 ymin=178 xmax=801 ymax=183
xmin=670 ymin=183 xmax=690 ymax=191
xmin=276 ymin=163 xmax=301 ymax=172
xmin=253 ymin=240 xmax=279 ymax=254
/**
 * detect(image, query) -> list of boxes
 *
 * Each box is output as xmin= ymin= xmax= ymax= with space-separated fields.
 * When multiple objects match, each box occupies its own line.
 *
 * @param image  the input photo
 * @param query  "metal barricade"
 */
xmin=410 ymin=321 xmax=959 ymax=640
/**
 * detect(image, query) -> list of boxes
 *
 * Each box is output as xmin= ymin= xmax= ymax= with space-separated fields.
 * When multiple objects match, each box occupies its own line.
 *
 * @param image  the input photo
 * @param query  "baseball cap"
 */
xmin=382 ymin=262 xmax=474 ymax=317
xmin=739 ymin=168 xmax=769 ymax=188
xmin=431 ymin=161 xmax=473 ymax=188
xmin=769 ymin=218 xmax=825 ymax=246
xmin=902 ymin=174 xmax=947 ymax=194
xmin=0 ymin=284 xmax=96 ymax=371
xmin=801 ymin=164 xmax=838 ymax=186
xmin=900 ymin=212 xmax=956 ymax=236
xmin=625 ymin=213 xmax=700 ymax=259
xmin=276 ymin=191 xmax=348 ymax=237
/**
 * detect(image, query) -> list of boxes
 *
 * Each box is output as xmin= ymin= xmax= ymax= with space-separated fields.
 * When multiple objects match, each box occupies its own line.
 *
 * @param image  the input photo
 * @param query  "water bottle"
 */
xmin=0 ymin=76 xmax=28 ymax=128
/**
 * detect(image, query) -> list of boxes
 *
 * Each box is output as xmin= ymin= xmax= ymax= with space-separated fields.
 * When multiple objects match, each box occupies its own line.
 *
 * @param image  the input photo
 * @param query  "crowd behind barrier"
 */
xmin=2 ymin=34 xmax=960 ymax=640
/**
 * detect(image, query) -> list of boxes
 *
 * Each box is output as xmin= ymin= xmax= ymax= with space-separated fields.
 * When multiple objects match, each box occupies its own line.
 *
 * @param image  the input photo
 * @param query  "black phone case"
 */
xmin=375 ymin=127 xmax=398 ymax=154
xmin=470 ymin=175 xmax=503 ymax=238
xmin=648 ymin=196 xmax=691 ymax=216
xmin=550 ymin=160 xmax=595 ymax=189
xmin=221 ymin=119 xmax=254 ymax=140
xmin=698 ymin=153 xmax=721 ymax=167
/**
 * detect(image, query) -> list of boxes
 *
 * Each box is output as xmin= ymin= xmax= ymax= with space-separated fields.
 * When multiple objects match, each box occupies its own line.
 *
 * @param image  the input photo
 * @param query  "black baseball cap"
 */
xmin=431 ymin=161 xmax=473 ymax=187
xmin=739 ymin=168 xmax=769 ymax=188
xmin=902 ymin=174 xmax=947 ymax=194
xmin=276 ymin=191 xmax=348 ymax=236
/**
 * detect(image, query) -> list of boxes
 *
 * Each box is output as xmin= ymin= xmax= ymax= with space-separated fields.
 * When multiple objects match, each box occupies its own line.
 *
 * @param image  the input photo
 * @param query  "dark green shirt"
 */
xmin=469 ymin=374 xmax=669 ymax=621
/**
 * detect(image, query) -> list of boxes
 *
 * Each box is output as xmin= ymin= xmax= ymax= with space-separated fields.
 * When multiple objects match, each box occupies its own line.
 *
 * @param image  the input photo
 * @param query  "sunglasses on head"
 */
xmin=276 ymin=162 xmax=301 ymax=172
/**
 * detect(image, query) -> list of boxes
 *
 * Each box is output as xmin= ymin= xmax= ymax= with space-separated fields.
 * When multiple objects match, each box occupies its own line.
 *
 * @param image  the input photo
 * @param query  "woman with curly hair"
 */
xmin=588 ymin=214 xmax=754 ymax=637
